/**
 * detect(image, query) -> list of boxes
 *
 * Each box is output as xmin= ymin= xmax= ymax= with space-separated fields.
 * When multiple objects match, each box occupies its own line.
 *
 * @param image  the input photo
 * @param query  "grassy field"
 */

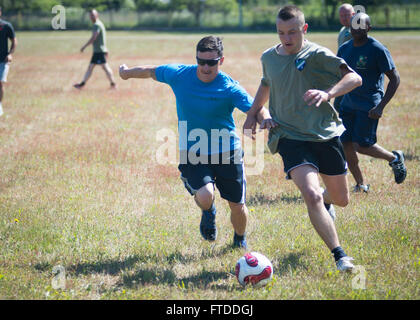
xmin=0 ymin=31 xmax=419 ymax=300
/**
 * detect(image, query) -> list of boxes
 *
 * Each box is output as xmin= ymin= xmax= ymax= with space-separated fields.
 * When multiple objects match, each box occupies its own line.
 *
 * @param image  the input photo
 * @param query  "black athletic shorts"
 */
xmin=178 ymin=149 xmax=246 ymax=204
xmin=276 ymin=137 xmax=348 ymax=179
xmin=90 ymin=52 xmax=107 ymax=64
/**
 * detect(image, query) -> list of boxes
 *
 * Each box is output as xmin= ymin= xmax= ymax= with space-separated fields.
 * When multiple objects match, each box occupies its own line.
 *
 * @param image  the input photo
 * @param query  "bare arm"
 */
xmin=119 ymin=64 xmax=157 ymax=80
xmin=5 ymin=37 xmax=17 ymax=62
xmin=368 ymin=68 xmax=400 ymax=119
xmin=304 ymin=64 xmax=362 ymax=107
xmin=255 ymin=106 xmax=271 ymax=125
xmin=243 ymin=82 xmax=277 ymax=138
xmin=246 ymin=82 xmax=270 ymax=118
xmin=81 ymin=31 xmax=99 ymax=52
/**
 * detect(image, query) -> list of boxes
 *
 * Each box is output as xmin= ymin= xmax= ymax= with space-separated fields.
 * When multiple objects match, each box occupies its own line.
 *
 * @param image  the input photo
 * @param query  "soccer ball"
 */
xmin=235 ymin=252 xmax=273 ymax=287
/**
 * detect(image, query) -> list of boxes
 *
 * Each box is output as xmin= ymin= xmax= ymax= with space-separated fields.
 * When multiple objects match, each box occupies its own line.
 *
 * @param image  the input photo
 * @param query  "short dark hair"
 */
xmin=277 ymin=5 xmax=305 ymax=26
xmin=196 ymin=36 xmax=223 ymax=58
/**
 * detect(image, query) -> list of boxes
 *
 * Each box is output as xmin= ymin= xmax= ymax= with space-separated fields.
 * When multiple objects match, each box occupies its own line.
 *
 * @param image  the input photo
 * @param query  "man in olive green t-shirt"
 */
xmin=74 ymin=9 xmax=116 ymax=89
xmin=334 ymin=4 xmax=355 ymax=111
xmin=243 ymin=5 xmax=362 ymax=272
xmin=338 ymin=4 xmax=355 ymax=48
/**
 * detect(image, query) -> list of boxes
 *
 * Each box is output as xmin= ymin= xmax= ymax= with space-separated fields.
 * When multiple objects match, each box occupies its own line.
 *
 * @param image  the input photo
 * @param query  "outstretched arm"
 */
xmin=303 ymin=64 xmax=362 ymax=107
xmin=119 ymin=64 xmax=157 ymax=80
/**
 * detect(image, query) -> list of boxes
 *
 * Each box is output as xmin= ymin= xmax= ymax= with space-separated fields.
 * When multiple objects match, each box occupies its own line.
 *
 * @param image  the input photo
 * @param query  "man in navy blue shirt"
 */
xmin=119 ymin=36 xmax=270 ymax=249
xmin=0 ymin=7 xmax=17 ymax=117
xmin=338 ymin=13 xmax=407 ymax=192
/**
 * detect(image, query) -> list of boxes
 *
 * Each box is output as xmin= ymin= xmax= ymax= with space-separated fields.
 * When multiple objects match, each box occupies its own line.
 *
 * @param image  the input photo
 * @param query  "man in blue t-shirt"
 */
xmin=337 ymin=13 xmax=407 ymax=192
xmin=119 ymin=36 xmax=270 ymax=249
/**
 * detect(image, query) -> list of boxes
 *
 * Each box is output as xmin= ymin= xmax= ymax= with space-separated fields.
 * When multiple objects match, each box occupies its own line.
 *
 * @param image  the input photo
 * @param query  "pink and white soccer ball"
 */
xmin=235 ymin=252 xmax=273 ymax=287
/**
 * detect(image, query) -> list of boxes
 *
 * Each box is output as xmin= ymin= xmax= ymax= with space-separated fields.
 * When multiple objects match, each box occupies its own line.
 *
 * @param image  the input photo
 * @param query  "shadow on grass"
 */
xmin=273 ymin=251 xmax=307 ymax=276
xmin=404 ymin=150 xmax=420 ymax=161
xmin=52 ymin=244 xmax=237 ymax=290
xmin=247 ymin=192 xmax=303 ymax=206
xmin=34 ymin=248 xmax=308 ymax=291
xmin=60 ymin=243 xmax=235 ymax=277
xmin=121 ymin=267 xmax=230 ymax=290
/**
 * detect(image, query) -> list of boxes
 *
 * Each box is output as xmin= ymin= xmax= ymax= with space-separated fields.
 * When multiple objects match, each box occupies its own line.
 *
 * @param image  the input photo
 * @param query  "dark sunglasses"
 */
xmin=196 ymin=56 xmax=221 ymax=66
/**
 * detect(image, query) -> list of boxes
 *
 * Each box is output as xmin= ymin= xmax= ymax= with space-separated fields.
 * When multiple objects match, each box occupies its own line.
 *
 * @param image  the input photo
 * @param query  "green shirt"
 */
xmin=92 ymin=20 xmax=107 ymax=53
xmin=260 ymin=41 xmax=347 ymax=154
xmin=338 ymin=26 xmax=352 ymax=48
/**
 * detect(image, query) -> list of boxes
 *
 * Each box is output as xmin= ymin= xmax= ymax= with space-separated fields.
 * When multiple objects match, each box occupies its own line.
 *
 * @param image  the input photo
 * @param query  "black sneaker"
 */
xmin=200 ymin=210 xmax=217 ymax=241
xmin=233 ymin=232 xmax=247 ymax=249
xmin=389 ymin=150 xmax=407 ymax=184
xmin=73 ymin=82 xmax=85 ymax=89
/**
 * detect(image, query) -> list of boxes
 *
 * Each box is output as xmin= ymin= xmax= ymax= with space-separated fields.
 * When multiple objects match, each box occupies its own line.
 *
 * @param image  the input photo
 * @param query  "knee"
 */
xmin=333 ymin=193 xmax=349 ymax=207
xmin=347 ymin=156 xmax=359 ymax=168
xmin=303 ymin=188 xmax=324 ymax=208
xmin=195 ymin=186 xmax=214 ymax=210
xmin=229 ymin=202 xmax=247 ymax=216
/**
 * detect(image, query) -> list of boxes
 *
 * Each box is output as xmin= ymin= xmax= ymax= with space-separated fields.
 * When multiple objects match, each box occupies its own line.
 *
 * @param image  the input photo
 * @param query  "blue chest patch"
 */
xmin=295 ymin=58 xmax=306 ymax=71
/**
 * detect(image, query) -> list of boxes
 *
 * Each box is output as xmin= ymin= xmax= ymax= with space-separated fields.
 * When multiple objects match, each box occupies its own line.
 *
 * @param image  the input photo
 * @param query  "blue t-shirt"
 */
xmin=155 ymin=64 xmax=253 ymax=155
xmin=337 ymin=37 xmax=395 ymax=112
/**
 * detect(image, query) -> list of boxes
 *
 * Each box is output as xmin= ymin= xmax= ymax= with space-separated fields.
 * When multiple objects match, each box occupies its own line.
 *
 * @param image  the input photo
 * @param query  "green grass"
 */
xmin=0 ymin=31 xmax=419 ymax=300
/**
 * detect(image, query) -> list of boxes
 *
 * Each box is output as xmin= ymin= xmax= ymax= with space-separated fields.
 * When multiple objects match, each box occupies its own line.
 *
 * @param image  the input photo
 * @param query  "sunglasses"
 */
xmin=196 ymin=56 xmax=221 ymax=66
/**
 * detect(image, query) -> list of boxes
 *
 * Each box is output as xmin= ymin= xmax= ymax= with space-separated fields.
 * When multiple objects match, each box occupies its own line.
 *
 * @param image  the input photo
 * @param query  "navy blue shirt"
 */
xmin=0 ymin=19 xmax=15 ymax=62
xmin=338 ymin=37 xmax=395 ymax=112
xmin=155 ymin=64 xmax=253 ymax=154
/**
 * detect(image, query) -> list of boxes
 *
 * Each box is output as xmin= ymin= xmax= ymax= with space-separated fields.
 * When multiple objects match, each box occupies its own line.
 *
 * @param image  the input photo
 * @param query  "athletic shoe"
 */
xmin=233 ymin=233 xmax=247 ymax=249
xmin=353 ymin=184 xmax=370 ymax=193
xmin=73 ymin=83 xmax=84 ymax=89
xmin=389 ymin=150 xmax=407 ymax=184
xmin=200 ymin=210 xmax=217 ymax=241
xmin=325 ymin=203 xmax=336 ymax=221
xmin=336 ymin=256 xmax=355 ymax=272
xmin=110 ymin=82 xmax=117 ymax=89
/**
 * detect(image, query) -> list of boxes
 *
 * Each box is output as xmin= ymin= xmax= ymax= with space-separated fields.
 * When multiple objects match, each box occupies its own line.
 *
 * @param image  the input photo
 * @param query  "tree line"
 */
xmin=1 ymin=0 xmax=419 ymax=29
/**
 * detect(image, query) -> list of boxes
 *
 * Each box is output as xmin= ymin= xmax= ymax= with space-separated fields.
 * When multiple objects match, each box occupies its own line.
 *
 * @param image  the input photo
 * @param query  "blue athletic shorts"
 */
xmin=178 ymin=149 xmax=246 ymax=204
xmin=340 ymin=108 xmax=378 ymax=147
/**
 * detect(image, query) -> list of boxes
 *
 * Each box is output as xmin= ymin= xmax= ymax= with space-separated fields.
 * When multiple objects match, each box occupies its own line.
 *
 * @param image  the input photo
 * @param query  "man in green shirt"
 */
xmin=338 ymin=4 xmax=355 ymax=48
xmin=334 ymin=4 xmax=355 ymax=111
xmin=74 ymin=9 xmax=116 ymax=89
xmin=243 ymin=5 xmax=362 ymax=272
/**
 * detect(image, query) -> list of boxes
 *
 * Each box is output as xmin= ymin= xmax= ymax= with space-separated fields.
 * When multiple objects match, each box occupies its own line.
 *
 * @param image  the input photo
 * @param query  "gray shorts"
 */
xmin=0 ymin=62 xmax=10 ymax=82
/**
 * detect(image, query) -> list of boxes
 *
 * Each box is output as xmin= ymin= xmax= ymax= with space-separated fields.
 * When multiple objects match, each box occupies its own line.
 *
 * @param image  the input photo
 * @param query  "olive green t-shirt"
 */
xmin=92 ymin=20 xmax=107 ymax=53
xmin=260 ymin=40 xmax=347 ymax=154
xmin=338 ymin=26 xmax=352 ymax=48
